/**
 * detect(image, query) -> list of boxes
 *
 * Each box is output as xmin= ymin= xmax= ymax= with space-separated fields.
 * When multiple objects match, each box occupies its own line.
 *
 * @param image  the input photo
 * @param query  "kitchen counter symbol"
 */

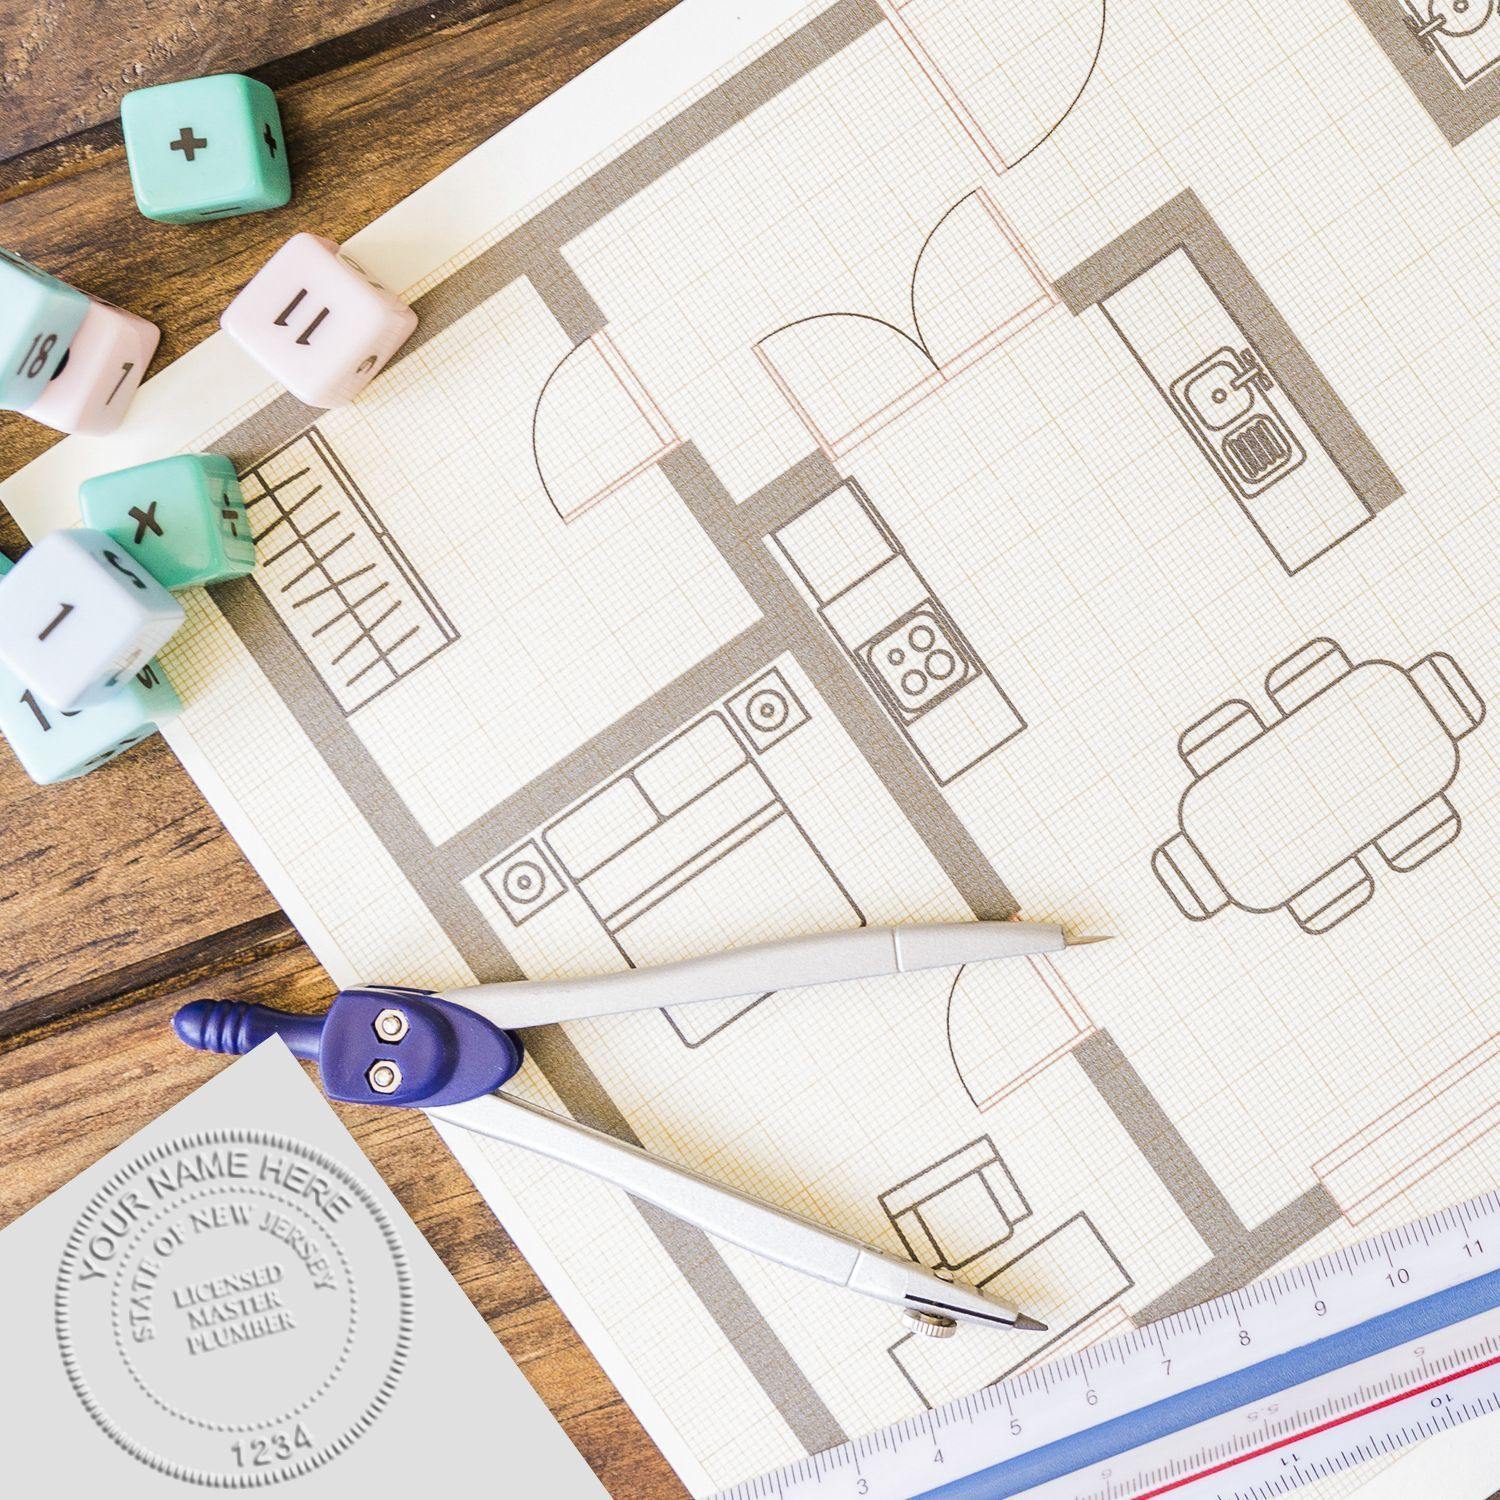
xmin=1169 ymin=346 xmax=1305 ymax=497
xmin=772 ymin=477 xmax=1025 ymax=785
xmin=1154 ymin=638 xmax=1485 ymax=933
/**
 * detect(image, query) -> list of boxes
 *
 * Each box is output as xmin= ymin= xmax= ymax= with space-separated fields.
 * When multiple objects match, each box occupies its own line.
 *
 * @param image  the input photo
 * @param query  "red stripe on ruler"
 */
xmin=1134 ymin=1350 xmax=1500 ymax=1498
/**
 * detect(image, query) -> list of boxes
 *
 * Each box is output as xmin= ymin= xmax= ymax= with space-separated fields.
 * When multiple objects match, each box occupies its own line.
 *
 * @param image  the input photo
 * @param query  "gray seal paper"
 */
xmin=1 ymin=1039 xmax=607 ymax=1496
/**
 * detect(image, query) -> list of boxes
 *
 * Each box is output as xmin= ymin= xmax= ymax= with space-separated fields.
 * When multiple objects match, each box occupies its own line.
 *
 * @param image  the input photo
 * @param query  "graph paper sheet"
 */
xmin=5 ymin=1 xmax=1500 ymax=1493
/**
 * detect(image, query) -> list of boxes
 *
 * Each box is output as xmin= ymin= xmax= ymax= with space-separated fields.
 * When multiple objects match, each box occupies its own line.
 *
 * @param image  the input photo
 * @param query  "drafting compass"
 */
xmin=175 ymin=920 xmax=1107 ymax=1336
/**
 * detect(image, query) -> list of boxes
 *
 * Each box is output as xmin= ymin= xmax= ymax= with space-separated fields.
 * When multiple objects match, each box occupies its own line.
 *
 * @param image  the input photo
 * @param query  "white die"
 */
xmin=0 ymin=529 xmax=184 ymax=711
xmin=219 ymin=232 xmax=418 ymax=407
xmin=23 ymin=297 xmax=160 ymax=435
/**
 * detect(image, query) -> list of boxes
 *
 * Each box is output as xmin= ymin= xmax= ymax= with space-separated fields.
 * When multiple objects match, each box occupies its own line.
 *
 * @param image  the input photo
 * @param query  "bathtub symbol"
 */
xmin=1153 ymin=638 xmax=1485 ymax=934
xmin=1169 ymin=346 xmax=1305 ymax=496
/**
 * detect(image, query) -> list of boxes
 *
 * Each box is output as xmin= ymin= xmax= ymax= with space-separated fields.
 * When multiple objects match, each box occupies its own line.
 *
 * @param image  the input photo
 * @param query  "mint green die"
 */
xmin=121 ymin=74 xmax=290 ymax=224
xmin=0 ymin=248 xmax=88 ymax=410
xmin=0 ymin=556 xmax=180 ymax=784
xmin=80 ymin=454 xmax=256 ymax=590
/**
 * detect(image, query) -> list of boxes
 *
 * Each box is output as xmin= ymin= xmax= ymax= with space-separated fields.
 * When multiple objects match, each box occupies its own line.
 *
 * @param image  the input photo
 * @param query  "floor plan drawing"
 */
xmin=1154 ymin=638 xmax=1486 ymax=933
xmin=8 ymin=0 xmax=1500 ymax=1494
xmin=239 ymin=430 xmax=459 ymax=713
xmin=880 ymin=1136 xmax=1032 ymax=1270
xmin=756 ymin=189 xmax=1057 ymax=459
xmin=478 ymin=690 xmax=864 ymax=1049
xmin=533 ymin=329 xmax=682 ymax=521
xmin=771 ymin=477 xmax=1026 ymax=784
xmin=1348 ymin=0 xmax=1500 ymax=143
xmin=888 ymin=1210 xmax=1134 ymax=1407
xmin=884 ymin=0 xmax=1108 ymax=173
xmin=1055 ymin=192 xmax=1403 ymax=575
xmin=946 ymin=955 xmax=1095 ymax=1111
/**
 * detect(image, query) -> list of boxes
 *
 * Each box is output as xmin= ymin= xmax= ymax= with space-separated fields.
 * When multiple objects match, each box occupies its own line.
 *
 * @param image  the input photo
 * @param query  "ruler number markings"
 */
xmin=719 ymin=1192 xmax=1500 ymax=1500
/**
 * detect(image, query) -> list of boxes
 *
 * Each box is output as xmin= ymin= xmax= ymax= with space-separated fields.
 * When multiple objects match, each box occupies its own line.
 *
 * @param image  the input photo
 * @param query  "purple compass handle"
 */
xmin=173 ymin=987 xmax=524 ymax=1108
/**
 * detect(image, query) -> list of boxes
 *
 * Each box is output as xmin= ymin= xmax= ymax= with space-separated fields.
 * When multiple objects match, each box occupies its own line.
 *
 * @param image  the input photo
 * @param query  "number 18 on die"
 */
xmin=0 ymin=250 xmax=88 ymax=411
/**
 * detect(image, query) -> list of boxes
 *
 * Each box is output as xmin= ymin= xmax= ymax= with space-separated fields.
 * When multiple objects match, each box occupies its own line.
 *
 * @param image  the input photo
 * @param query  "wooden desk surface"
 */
xmin=0 ymin=4 xmax=684 ymax=1494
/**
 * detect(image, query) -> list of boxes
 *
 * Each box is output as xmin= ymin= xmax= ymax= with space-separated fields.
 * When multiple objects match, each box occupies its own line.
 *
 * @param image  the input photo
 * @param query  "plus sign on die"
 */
xmin=170 ymin=126 xmax=208 ymax=161
xmin=221 ymin=233 xmax=418 ymax=407
xmin=0 ymin=530 xmax=184 ymax=712
xmin=121 ymin=74 xmax=291 ymax=223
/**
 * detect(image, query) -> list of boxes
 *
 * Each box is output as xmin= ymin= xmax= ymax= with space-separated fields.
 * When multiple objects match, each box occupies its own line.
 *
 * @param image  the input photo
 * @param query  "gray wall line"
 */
xmin=213 ymin=0 xmax=886 ymax=547
xmin=1136 ymin=1184 xmax=1342 ymax=1324
xmin=432 ymin=616 xmax=786 ymax=880
xmin=736 ymin=450 xmax=845 ymax=536
xmin=1073 ymin=1028 xmax=1247 ymax=1255
xmin=1343 ymin=0 xmax=1500 ymax=147
xmin=527 ymin=254 xmax=610 ymax=348
xmin=210 ymin=573 xmax=850 ymax=1453
xmin=398 ymin=0 xmax=886 ymax=364
xmin=659 ymin=442 xmax=1019 ymax=921
xmin=1055 ymin=188 xmax=1402 ymax=515
xmin=1074 ymin=1029 xmax=1342 ymax=1324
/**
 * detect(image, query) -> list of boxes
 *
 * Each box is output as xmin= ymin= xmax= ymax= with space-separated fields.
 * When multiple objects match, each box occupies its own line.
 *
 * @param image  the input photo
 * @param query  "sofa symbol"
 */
xmin=1153 ymin=638 xmax=1484 ymax=933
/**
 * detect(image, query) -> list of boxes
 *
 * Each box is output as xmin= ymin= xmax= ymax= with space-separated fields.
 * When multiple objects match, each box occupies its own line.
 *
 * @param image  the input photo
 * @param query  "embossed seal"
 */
xmin=55 ymin=1129 xmax=411 ymax=1486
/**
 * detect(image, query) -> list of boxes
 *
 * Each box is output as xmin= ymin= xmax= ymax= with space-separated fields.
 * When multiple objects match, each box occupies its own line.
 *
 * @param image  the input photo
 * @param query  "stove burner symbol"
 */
xmin=483 ymin=840 xmax=567 ymax=925
xmin=862 ymin=606 xmax=977 ymax=721
xmin=725 ymin=668 xmax=810 ymax=753
xmin=746 ymin=686 xmax=790 ymax=734
xmin=503 ymin=861 xmax=548 ymax=906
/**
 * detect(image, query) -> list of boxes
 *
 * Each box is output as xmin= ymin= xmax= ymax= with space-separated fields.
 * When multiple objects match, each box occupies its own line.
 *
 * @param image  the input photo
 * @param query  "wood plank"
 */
xmin=0 ymin=938 xmax=687 ymax=1498
xmin=0 ymin=0 xmax=676 ymax=1022
xmin=0 ymin=713 xmax=284 ymax=1038
xmin=0 ymin=0 xmax=434 ymax=161
xmin=0 ymin=0 xmax=675 ymax=527
xmin=0 ymin=7 xmax=712 ymax=1493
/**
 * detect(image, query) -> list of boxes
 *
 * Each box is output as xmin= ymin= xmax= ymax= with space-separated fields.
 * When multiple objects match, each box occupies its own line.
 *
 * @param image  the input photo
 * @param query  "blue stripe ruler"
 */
xmin=921 ymin=1267 xmax=1500 ymax=1498
xmin=719 ymin=1192 xmax=1500 ymax=1500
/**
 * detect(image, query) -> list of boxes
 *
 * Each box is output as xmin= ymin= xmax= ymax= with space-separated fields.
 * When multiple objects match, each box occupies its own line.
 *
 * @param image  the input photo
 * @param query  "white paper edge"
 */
xmin=0 ymin=2 xmax=815 ymax=1492
xmin=0 ymin=0 xmax=811 ymax=534
xmin=436 ymin=1118 xmax=717 ymax=1498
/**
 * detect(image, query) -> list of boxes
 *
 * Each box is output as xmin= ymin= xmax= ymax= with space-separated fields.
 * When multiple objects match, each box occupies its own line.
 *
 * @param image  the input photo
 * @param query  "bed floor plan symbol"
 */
xmin=478 ymin=672 xmax=862 ymax=1050
xmin=1154 ymin=638 xmax=1486 ymax=934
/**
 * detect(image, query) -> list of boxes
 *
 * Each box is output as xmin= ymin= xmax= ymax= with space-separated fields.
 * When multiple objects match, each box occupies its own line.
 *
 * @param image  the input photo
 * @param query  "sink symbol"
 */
xmin=1402 ymin=0 xmax=1500 ymax=86
xmin=1169 ymin=345 xmax=1305 ymax=497
xmin=1409 ymin=0 xmax=1496 ymax=45
xmin=1175 ymin=351 xmax=1260 ymax=430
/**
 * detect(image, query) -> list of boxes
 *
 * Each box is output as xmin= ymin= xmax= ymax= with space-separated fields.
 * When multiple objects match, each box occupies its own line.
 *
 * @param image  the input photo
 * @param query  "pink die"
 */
xmin=220 ymin=232 xmax=418 ymax=407
xmin=24 ymin=297 xmax=160 ymax=435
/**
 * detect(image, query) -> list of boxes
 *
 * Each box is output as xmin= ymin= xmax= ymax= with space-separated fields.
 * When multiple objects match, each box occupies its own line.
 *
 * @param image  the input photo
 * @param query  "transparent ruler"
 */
xmin=720 ymin=1193 xmax=1500 ymax=1500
